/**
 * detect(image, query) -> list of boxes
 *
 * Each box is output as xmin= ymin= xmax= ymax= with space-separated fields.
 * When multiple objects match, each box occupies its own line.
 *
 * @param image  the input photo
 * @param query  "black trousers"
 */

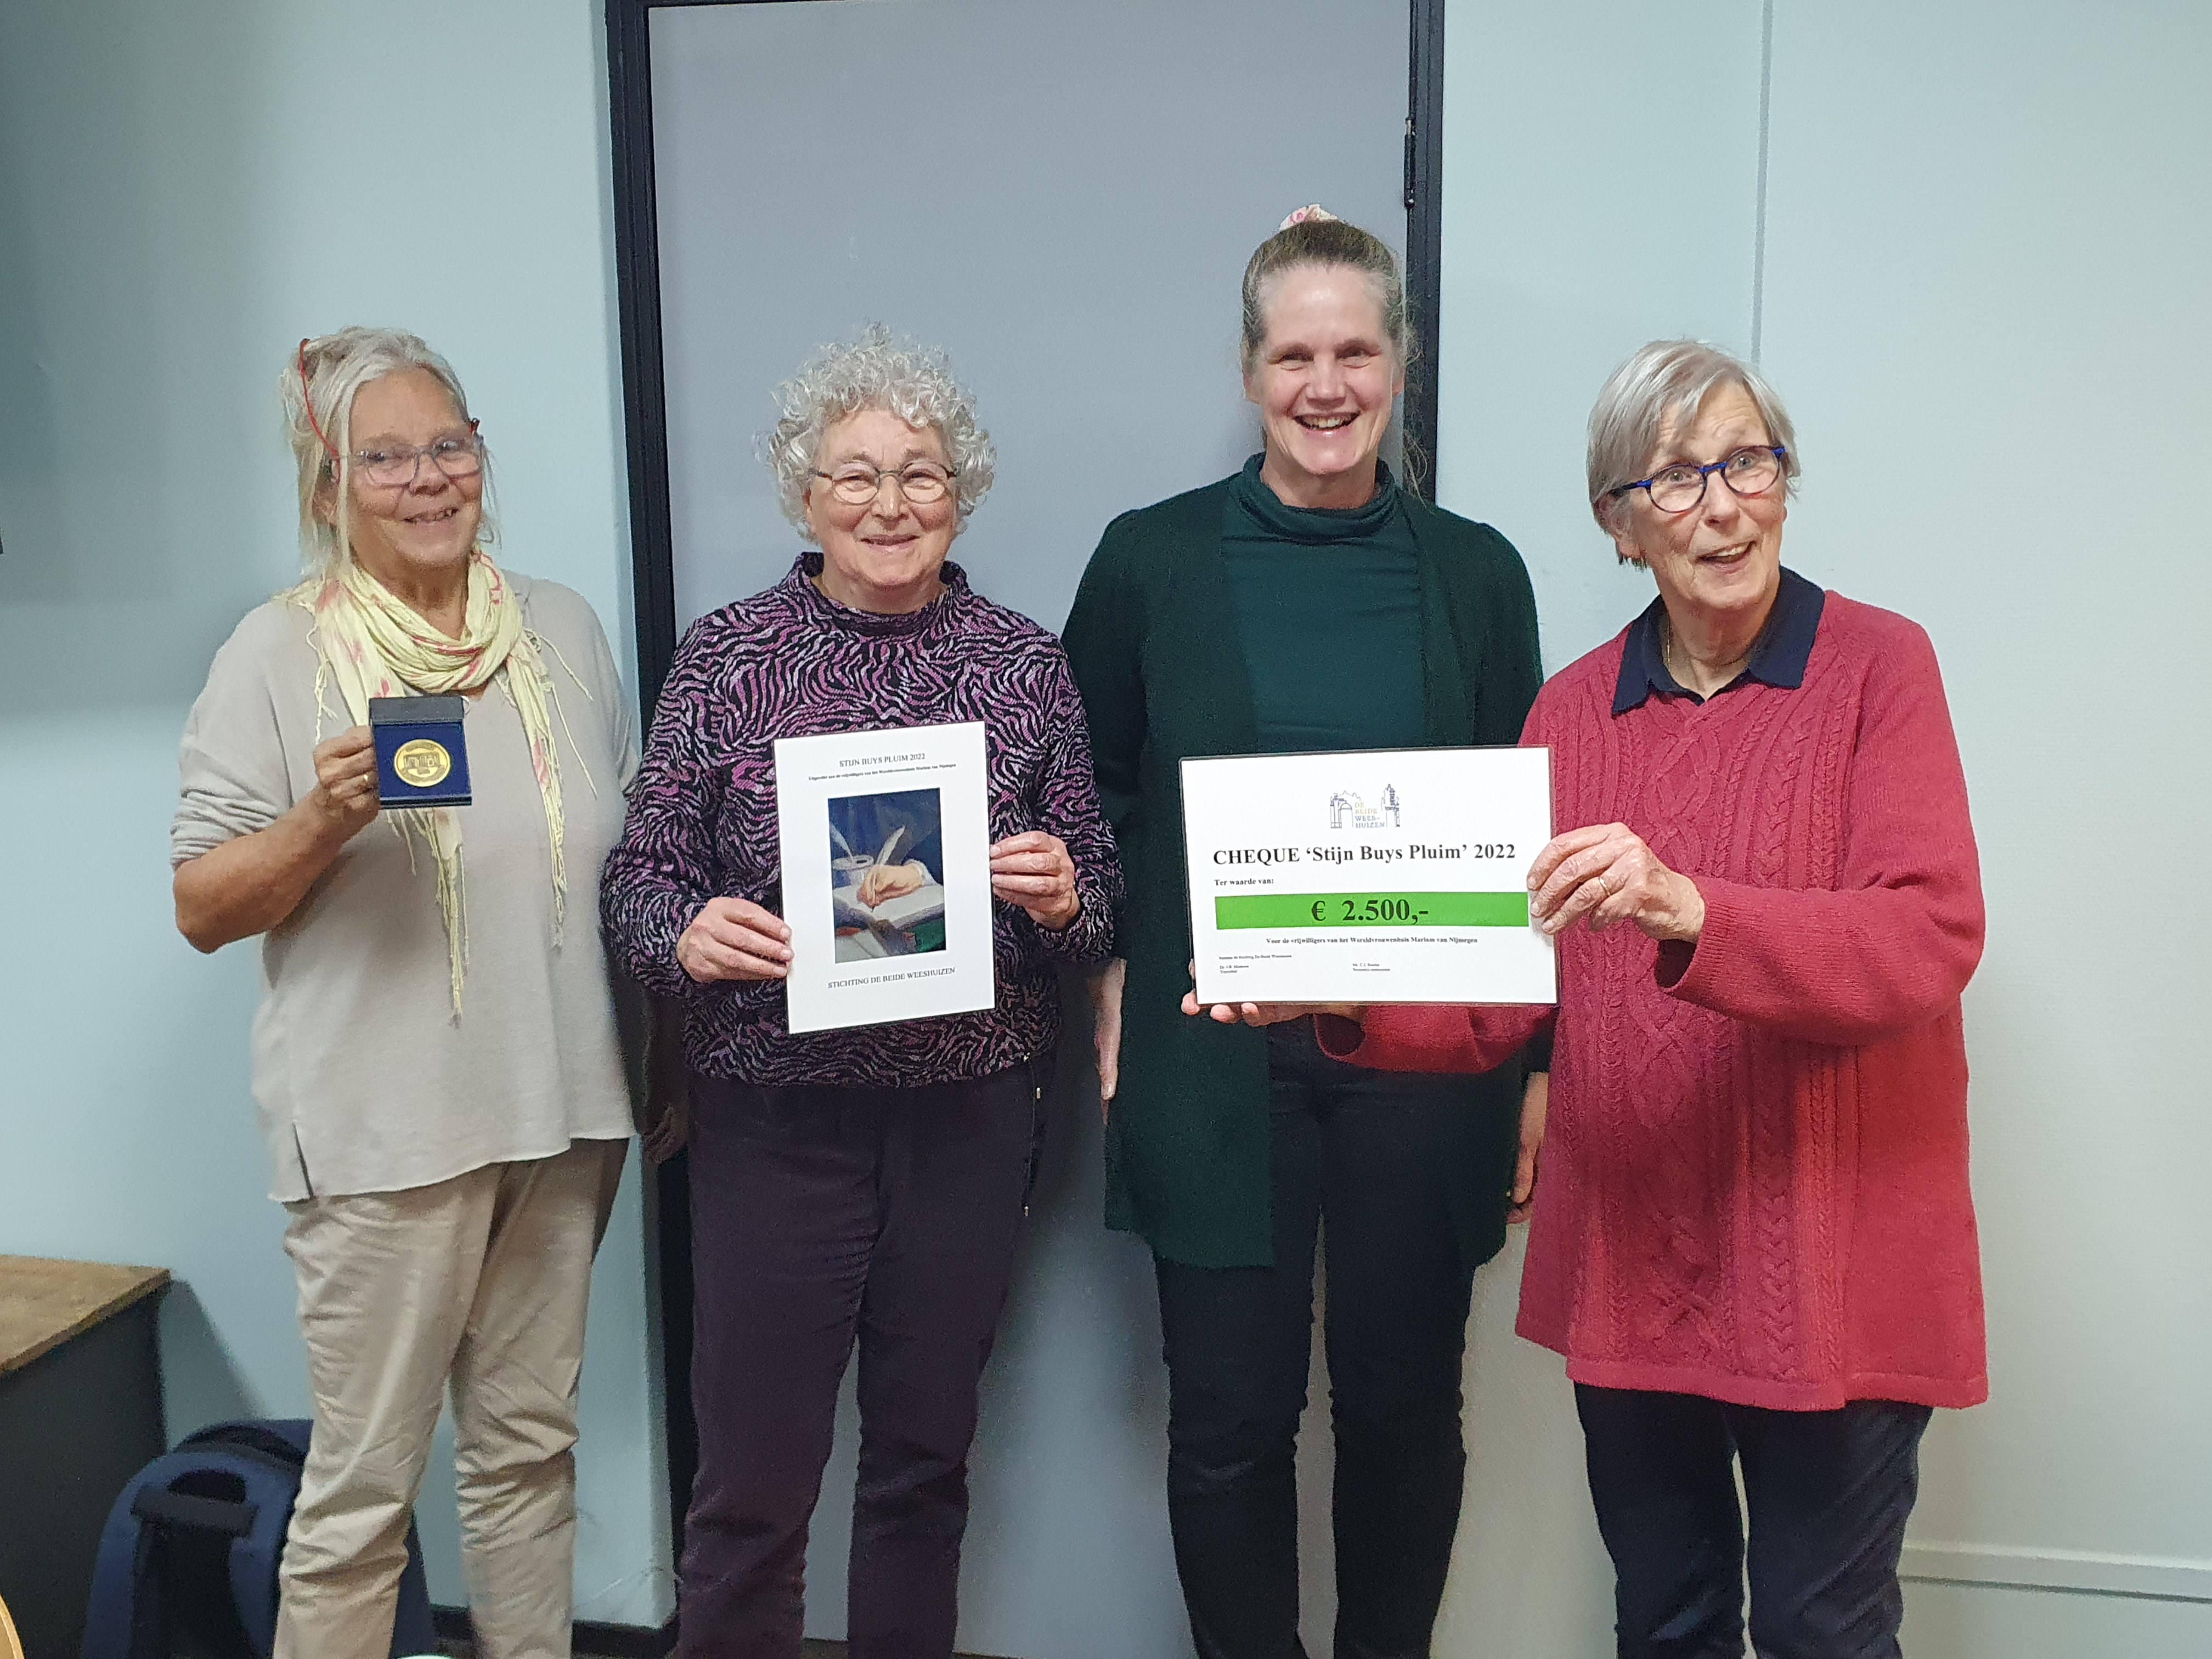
xmin=678 ymin=1063 xmax=1044 ymax=1659
xmin=1576 ymin=1385 xmax=1935 ymax=1659
xmin=1154 ymin=1023 xmax=1481 ymax=1659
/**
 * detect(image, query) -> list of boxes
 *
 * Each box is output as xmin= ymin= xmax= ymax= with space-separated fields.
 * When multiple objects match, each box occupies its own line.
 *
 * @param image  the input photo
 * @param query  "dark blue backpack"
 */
xmin=78 ymin=1419 xmax=437 ymax=1659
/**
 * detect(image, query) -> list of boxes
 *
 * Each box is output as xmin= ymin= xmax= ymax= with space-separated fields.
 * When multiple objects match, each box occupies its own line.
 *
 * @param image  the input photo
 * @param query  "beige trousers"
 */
xmin=274 ymin=1137 xmax=628 ymax=1659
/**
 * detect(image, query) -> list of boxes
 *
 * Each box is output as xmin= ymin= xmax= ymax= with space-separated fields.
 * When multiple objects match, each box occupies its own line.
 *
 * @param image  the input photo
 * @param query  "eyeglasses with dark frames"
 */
xmin=1610 ymin=445 xmax=1788 ymax=515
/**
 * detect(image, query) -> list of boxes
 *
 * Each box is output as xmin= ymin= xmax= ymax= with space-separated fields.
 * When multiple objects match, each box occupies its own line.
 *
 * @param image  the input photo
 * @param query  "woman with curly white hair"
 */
xmin=170 ymin=329 xmax=640 ymax=1657
xmin=600 ymin=326 xmax=1121 ymax=1657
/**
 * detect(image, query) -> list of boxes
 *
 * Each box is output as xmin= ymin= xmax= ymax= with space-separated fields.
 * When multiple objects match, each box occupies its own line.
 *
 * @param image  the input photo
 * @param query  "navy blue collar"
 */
xmin=1612 ymin=566 xmax=1826 ymax=715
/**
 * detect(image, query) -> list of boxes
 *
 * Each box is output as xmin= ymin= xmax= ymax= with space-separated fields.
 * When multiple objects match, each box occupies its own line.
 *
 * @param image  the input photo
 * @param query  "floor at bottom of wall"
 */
xmin=440 ymin=1641 xmax=969 ymax=1658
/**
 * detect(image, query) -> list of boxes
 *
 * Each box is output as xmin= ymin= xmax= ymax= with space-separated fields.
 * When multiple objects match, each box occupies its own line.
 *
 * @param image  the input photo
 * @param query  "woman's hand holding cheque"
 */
xmin=1524 ymin=821 xmax=1705 ymax=943
xmin=1178 ymin=962 xmax=1363 ymax=1030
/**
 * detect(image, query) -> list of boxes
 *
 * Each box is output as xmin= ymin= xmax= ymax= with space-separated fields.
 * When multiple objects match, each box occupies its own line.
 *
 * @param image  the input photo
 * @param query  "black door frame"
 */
xmin=602 ymin=0 xmax=1447 ymax=1638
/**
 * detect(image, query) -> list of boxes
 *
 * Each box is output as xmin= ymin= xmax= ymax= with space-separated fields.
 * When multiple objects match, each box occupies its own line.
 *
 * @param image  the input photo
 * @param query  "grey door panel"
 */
xmin=652 ymin=0 xmax=1408 ymax=634
xmin=646 ymin=4 xmax=1410 ymax=1651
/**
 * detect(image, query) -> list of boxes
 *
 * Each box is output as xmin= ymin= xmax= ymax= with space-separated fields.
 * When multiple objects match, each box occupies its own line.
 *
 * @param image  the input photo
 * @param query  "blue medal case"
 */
xmin=368 ymin=695 xmax=473 ymax=808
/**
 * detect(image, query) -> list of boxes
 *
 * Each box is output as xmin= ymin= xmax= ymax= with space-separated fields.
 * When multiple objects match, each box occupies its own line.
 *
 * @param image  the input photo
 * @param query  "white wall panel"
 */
xmin=1758 ymin=4 xmax=2212 ymax=1639
xmin=1900 ymin=1579 xmax=2210 ymax=1659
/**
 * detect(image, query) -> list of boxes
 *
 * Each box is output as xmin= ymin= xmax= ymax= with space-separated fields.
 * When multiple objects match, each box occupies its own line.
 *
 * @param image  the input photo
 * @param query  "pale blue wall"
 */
xmin=0 ymin=0 xmax=672 ymax=1625
xmin=1434 ymin=2 xmax=2212 ymax=1655
xmin=1435 ymin=0 xmax=1768 ymax=677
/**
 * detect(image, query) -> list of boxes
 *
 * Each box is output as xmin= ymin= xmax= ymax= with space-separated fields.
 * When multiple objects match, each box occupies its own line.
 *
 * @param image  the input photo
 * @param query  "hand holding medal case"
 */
xmin=369 ymin=695 xmax=472 ymax=808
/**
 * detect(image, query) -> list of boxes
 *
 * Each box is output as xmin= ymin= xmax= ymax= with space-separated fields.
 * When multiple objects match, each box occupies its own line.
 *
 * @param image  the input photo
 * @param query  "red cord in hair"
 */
xmin=298 ymin=337 xmax=340 ymax=461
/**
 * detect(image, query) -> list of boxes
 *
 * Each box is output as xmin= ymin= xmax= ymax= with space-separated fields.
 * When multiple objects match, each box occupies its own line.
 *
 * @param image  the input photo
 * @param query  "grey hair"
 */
xmin=281 ymin=326 xmax=494 ymax=577
xmin=763 ymin=325 xmax=996 ymax=534
xmin=1587 ymin=339 xmax=1799 ymax=535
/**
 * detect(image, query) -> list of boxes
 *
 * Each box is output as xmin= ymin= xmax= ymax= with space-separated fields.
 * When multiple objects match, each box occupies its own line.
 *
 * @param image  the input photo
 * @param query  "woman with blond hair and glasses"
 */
xmin=171 ymin=329 xmax=640 ymax=1658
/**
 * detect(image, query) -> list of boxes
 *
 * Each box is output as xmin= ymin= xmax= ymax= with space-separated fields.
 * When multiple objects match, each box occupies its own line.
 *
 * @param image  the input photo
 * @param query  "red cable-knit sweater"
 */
xmin=1323 ymin=592 xmax=1989 ymax=1410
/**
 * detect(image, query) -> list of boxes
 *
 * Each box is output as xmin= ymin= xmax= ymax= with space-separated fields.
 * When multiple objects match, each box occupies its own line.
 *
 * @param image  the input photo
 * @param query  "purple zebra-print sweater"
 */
xmin=601 ymin=554 xmax=1121 ymax=1086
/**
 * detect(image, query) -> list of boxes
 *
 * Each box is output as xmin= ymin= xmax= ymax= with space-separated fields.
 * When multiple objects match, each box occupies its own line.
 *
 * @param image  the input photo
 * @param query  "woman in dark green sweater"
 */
xmin=1062 ymin=210 xmax=1545 ymax=1659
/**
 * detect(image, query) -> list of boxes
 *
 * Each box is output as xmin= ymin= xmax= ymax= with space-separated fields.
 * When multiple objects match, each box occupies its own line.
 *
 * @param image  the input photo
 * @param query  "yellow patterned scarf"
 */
xmin=288 ymin=550 xmax=567 ymax=1015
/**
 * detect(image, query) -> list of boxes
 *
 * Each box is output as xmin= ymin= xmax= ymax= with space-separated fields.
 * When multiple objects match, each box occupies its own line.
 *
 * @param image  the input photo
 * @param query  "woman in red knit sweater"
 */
xmin=1189 ymin=340 xmax=1987 ymax=1658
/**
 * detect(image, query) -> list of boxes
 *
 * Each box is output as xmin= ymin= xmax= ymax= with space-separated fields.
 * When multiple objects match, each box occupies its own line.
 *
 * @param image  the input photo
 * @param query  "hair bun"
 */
xmin=1278 ymin=204 xmax=1340 ymax=231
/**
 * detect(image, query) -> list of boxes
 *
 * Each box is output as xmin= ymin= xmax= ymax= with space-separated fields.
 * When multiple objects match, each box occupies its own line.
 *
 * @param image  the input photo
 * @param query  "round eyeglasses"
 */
xmin=353 ymin=429 xmax=485 ymax=490
xmin=812 ymin=462 xmax=957 ymax=507
xmin=1611 ymin=445 xmax=1787 ymax=515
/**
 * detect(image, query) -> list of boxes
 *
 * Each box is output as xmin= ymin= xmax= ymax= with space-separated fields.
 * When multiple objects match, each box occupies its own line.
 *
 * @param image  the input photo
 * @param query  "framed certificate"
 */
xmin=1182 ymin=746 xmax=1556 ymax=1007
xmin=774 ymin=721 xmax=996 ymax=1034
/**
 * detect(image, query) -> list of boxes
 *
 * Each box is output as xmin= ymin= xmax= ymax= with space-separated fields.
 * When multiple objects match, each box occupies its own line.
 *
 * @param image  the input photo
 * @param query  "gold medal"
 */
xmin=392 ymin=738 xmax=453 ymax=788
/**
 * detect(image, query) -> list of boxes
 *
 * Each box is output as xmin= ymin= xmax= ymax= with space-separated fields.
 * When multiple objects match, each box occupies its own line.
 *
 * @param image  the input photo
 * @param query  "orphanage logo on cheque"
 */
xmin=1327 ymin=785 xmax=1401 ymax=832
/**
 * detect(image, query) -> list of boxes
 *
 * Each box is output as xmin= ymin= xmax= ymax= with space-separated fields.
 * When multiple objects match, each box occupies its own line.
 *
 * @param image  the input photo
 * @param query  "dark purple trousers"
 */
xmin=677 ymin=1062 xmax=1045 ymax=1659
xmin=1575 ymin=1385 xmax=1934 ymax=1659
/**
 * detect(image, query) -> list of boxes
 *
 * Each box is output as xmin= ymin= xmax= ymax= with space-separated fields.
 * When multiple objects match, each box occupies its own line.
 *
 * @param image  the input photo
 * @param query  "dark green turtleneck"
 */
xmin=1065 ymin=470 xmax=1545 ymax=1269
xmin=1218 ymin=453 xmax=1426 ymax=754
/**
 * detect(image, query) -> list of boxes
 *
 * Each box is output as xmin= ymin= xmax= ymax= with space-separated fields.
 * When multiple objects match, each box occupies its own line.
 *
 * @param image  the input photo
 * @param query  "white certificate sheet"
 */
xmin=775 ymin=721 xmax=996 ymax=1034
xmin=1182 ymin=746 xmax=1557 ymax=1007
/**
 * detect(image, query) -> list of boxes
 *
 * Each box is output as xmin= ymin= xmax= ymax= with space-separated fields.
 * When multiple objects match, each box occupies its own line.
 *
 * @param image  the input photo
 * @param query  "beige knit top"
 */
xmin=172 ymin=573 xmax=641 ymax=1201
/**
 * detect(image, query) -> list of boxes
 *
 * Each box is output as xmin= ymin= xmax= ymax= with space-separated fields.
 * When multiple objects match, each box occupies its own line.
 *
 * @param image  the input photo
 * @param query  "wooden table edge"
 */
xmin=0 ymin=1257 xmax=172 ymax=1379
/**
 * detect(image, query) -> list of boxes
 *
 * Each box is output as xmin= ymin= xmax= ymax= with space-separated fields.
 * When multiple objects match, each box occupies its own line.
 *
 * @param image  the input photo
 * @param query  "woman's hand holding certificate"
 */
xmin=988 ymin=830 xmax=1080 ymax=930
xmin=678 ymin=898 xmax=793 ymax=983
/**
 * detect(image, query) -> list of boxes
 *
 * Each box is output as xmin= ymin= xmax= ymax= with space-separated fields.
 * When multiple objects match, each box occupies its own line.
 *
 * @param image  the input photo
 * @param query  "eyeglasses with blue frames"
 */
xmin=1610 ymin=445 xmax=1787 ymax=515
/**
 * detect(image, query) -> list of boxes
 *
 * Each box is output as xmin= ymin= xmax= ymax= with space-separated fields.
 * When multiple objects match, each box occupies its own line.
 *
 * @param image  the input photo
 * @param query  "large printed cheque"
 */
xmin=1182 ymin=746 xmax=1557 ymax=1007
